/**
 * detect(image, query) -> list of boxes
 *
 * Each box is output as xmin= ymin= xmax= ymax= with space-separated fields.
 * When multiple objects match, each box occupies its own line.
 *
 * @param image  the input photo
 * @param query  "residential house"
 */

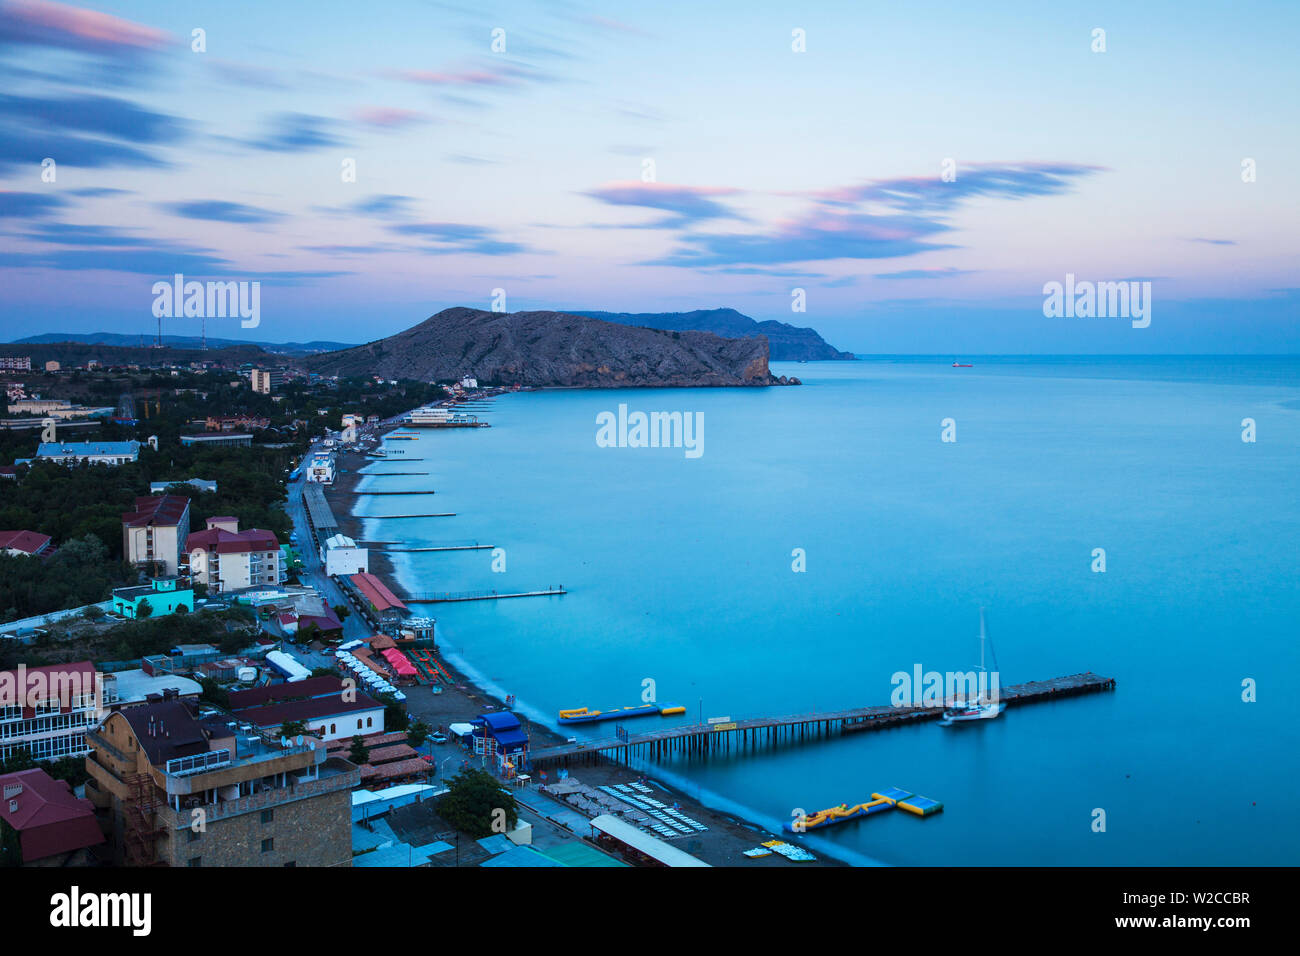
xmin=85 ymin=699 xmax=358 ymax=866
xmin=0 ymin=768 xmax=104 ymax=866
xmin=111 ymin=577 xmax=194 ymax=619
xmin=0 ymin=530 xmax=52 ymax=557
xmin=122 ymin=495 xmax=191 ymax=576
xmin=187 ymin=518 xmax=284 ymax=593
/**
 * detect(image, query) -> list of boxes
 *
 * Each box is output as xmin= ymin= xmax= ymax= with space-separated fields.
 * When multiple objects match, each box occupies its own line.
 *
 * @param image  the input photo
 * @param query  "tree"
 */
xmin=198 ymin=677 xmax=229 ymax=709
xmin=136 ymin=599 xmax=153 ymax=619
xmin=436 ymin=769 xmax=517 ymax=838
xmin=281 ymin=719 xmax=308 ymax=738
xmin=173 ymin=604 xmax=188 ymax=615
xmin=332 ymin=604 xmax=350 ymax=621
xmin=348 ymin=735 xmax=370 ymax=765
xmin=407 ymin=720 xmax=431 ymax=747
xmin=376 ymin=691 xmax=408 ymax=732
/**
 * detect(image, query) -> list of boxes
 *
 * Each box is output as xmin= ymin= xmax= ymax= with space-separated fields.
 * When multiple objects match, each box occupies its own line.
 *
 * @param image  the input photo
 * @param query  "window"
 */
xmin=329 ymin=723 xmax=336 ymax=734
xmin=188 ymin=857 xmax=202 ymax=867
xmin=187 ymin=829 xmax=201 ymax=843
xmin=366 ymin=717 xmax=373 ymax=728
xmin=284 ymin=861 xmax=296 ymax=867
xmin=261 ymin=809 xmax=274 ymax=824
xmin=261 ymin=838 xmax=274 ymax=853
xmin=356 ymin=719 xmax=362 ymax=729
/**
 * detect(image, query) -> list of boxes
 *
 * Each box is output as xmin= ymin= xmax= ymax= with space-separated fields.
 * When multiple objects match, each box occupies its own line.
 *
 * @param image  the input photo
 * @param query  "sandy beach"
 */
xmin=319 ymin=430 xmax=844 ymax=867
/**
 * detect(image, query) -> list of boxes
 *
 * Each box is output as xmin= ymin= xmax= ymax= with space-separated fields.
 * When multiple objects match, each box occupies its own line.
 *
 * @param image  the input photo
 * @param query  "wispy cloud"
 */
xmin=584 ymin=181 xmax=743 ymax=227
xmin=388 ymin=221 xmax=532 ymax=256
xmin=160 ymin=200 xmax=284 ymax=224
xmin=876 ymin=267 xmax=977 ymax=280
xmin=1186 ymin=237 xmax=1237 ymax=246
xmin=241 ymin=113 xmax=341 ymax=152
xmin=0 ymin=190 xmax=65 ymax=218
xmin=0 ymin=0 xmax=170 ymax=57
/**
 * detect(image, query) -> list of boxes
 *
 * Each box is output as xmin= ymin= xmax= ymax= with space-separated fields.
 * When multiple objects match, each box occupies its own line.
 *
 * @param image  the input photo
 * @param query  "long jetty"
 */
xmin=352 ymin=490 xmax=437 ymax=495
xmin=529 ymin=672 xmax=1116 ymax=767
xmin=382 ymin=543 xmax=494 ymax=552
xmin=373 ymin=513 xmax=456 ymax=519
xmin=358 ymin=471 xmax=430 ymax=476
xmin=405 ymin=587 xmax=567 ymax=603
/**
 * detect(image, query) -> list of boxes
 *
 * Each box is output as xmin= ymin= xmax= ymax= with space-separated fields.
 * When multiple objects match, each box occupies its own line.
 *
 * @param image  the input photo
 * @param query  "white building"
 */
xmin=29 ymin=440 xmax=141 ymax=466
xmin=187 ymin=517 xmax=284 ymax=593
xmin=320 ymin=534 xmax=368 ymax=576
xmin=306 ymin=452 xmax=335 ymax=484
xmin=0 ymin=662 xmax=100 ymax=763
xmin=251 ymin=369 xmax=272 ymax=394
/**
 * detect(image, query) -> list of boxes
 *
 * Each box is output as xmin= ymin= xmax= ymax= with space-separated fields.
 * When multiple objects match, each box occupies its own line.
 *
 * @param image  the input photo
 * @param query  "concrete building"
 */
xmin=99 ymin=669 xmax=202 ymax=710
xmin=0 ymin=530 xmax=52 ymax=557
xmin=122 ymin=495 xmax=191 ymax=576
xmin=187 ymin=518 xmax=283 ymax=593
xmin=321 ymin=533 xmax=368 ymax=576
xmin=0 ymin=357 xmax=31 ymax=371
xmin=0 ymin=768 xmax=104 ymax=866
xmin=85 ymin=699 xmax=358 ymax=866
xmin=44 ymin=361 xmax=59 ymax=372
xmin=111 ymin=577 xmax=194 ymax=618
xmin=0 ymin=661 xmax=101 ymax=764
xmin=251 ymin=369 xmax=272 ymax=394
xmin=30 ymin=440 xmax=141 ymax=466
xmin=228 ymin=677 xmax=385 ymax=742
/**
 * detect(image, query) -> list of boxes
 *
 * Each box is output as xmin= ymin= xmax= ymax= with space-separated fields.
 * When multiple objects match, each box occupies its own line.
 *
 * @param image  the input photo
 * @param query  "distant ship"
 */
xmin=952 ymin=362 xmax=973 ymax=367
xmin=940 ymin=608 xmax=1006 ymax=725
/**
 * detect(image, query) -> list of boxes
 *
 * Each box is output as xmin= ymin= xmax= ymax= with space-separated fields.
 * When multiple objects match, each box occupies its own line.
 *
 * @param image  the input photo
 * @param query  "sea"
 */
xmin=355 ymin=356 xmax=1300 ymax=866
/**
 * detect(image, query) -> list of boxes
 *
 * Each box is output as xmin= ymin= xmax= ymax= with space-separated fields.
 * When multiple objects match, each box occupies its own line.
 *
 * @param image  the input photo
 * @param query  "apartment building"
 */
xmin=0 ymin=661 xmax=101 ymax=764
xmin=187 ymin=517 xmax=284 ymax=593
xmin=85 ymin=697 xmax=358 ymax=866
xmin=122 ymin=495 xmax=191 ymax=576
xmin=251 ymin=369 xmax=272 ymax=394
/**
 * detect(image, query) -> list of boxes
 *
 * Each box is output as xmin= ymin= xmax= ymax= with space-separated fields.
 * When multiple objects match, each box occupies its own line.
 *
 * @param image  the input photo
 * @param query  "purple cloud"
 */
xmin=584 ymin=181 xmax=743 ymax=227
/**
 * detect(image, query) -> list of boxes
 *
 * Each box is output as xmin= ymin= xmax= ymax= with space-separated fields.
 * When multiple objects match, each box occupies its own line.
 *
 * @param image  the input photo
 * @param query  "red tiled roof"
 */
xmin=350 ymin=573 xmax=407 ymax=613
xmin=0 ymin=769 xmax=104 ymax=863
xmin=0 ymin=530 xmax=51 ymax=555
xmin=228 ymin=676 xmax=347 ymax=710
xmin=366 ymin=743 xmax=418 ymax=764
xmin=121 ymin=495 xmax=189 ymax=528
xmin=188 ymin=526 xmax=279 ymax=554
xmin=233 ymin=693 xmax=382 ymax=728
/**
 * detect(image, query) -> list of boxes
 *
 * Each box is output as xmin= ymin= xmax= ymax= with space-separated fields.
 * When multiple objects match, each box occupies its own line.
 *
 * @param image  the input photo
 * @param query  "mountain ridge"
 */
xmin=567 ymin=308 xmax=855 ymax=361
xmin=303 ymin=307 xmax=797 ymax=387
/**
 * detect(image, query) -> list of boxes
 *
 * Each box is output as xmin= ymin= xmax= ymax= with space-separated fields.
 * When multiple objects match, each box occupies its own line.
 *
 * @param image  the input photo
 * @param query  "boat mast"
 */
xmin=978 ymin=607 xmax=986 ymax=673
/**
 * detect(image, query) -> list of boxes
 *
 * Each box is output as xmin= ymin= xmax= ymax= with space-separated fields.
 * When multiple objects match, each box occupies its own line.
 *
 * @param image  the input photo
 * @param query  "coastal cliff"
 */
xmin=303 ymin=307 xmax=799 ymax=387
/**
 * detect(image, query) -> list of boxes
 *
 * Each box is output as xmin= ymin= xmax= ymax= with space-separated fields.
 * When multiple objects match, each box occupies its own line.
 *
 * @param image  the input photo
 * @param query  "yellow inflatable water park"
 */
xmin=557 ymin=702 xmax=685 ymax=725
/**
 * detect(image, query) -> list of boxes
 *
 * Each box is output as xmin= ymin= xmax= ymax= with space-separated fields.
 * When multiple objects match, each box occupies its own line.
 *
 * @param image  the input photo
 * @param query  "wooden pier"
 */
xmin=405 ymin=586 xmax=567 ymax=603
xmin=528 ymin=672 xmax=1116 ymax=768
xmin=351 ymin=490 xmax=437 ymax=495
xmin=381 ymin=543 xmax=494 ymax=552
xmin=373 ymin=513 xmax=456 ymax=519
xmin=358 ymin=471 xmax=430 ymax=476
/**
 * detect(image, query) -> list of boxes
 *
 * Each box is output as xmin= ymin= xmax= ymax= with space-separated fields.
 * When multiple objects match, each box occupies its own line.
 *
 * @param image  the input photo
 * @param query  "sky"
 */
xmin=0 ymin=0 xmax=1297 ymax=353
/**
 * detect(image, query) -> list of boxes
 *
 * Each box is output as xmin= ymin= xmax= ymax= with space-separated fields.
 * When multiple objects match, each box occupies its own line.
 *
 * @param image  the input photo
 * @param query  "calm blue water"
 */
xmin=357 ymin=357 xmax=1300 ymax=865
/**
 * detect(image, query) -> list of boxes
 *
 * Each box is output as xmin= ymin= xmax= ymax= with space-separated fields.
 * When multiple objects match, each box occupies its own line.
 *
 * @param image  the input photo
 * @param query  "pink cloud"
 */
xmin=0 ymin=0 xmax=170 ymax=54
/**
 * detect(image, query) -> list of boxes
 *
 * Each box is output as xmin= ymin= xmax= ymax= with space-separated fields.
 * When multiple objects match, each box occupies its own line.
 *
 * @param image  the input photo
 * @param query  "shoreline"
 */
xmin=318 ymin=422 xmax=847 ymax=867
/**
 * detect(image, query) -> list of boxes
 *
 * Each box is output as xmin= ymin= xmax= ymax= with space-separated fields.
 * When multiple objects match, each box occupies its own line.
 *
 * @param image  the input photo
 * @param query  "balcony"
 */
xmin=154 ymin=761 xmax=360 ymax=828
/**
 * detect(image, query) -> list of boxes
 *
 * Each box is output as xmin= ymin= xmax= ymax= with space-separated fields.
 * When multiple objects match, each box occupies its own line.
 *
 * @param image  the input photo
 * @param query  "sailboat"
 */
xmin=940 ymin=607 xmax=1006 ymax=725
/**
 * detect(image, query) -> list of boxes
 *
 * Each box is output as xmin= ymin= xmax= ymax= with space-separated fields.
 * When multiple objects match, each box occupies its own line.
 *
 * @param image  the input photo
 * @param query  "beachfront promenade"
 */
xmin=529 ymin=672 xmax=1117 ymax=767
